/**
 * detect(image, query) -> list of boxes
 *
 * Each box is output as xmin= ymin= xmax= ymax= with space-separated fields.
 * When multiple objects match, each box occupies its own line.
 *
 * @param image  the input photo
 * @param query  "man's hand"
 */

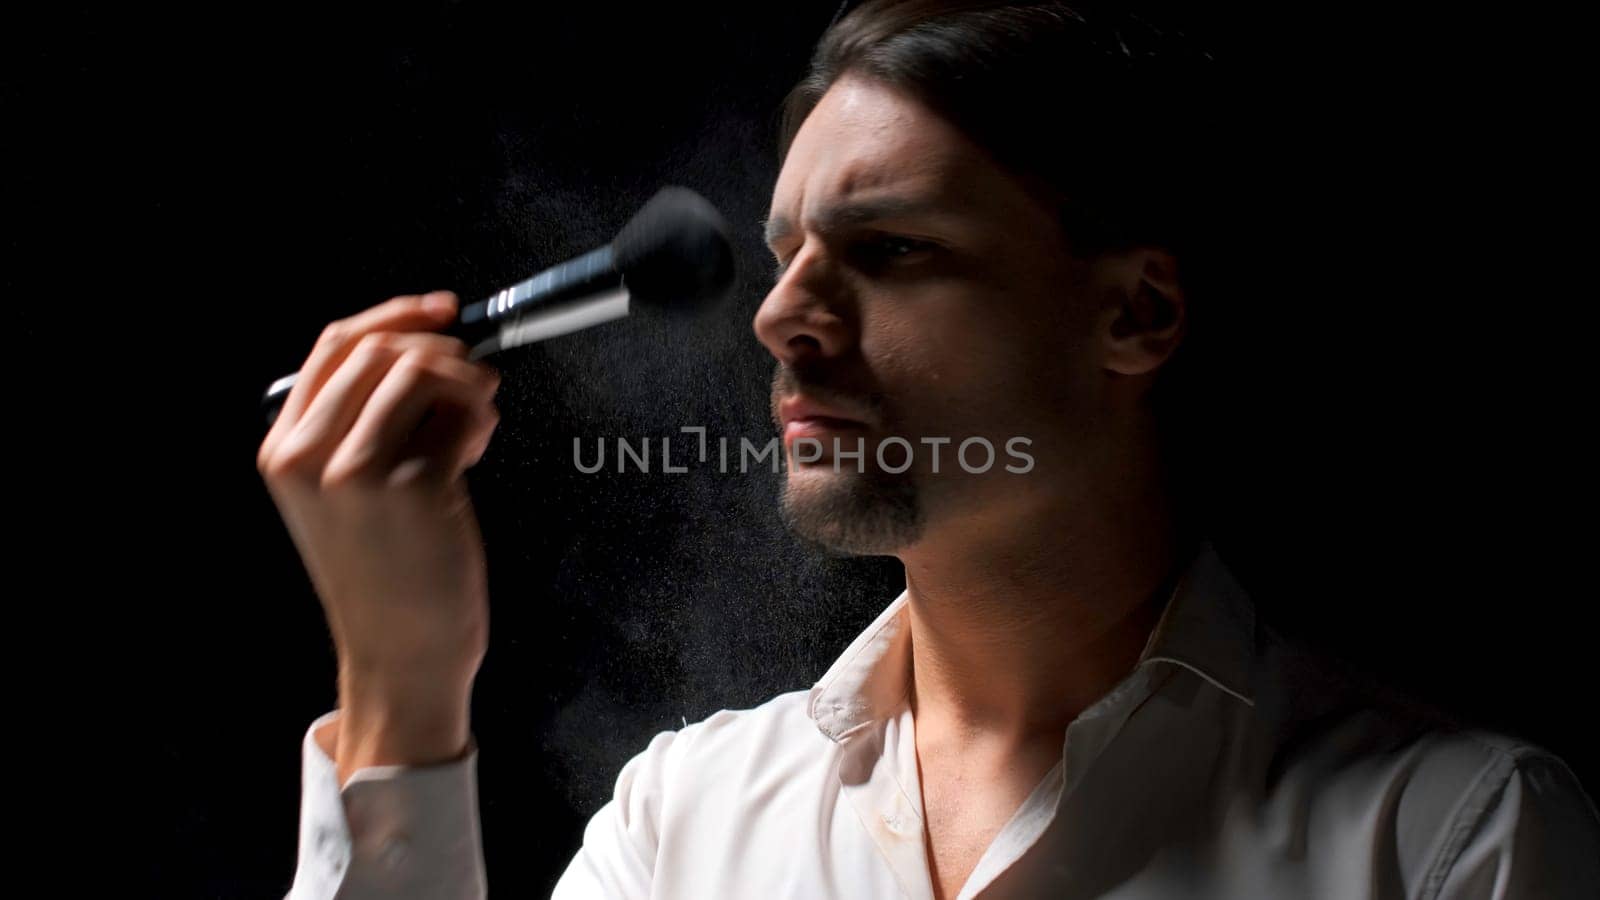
xmin=257 ymin=291 xmax=501 ymax=784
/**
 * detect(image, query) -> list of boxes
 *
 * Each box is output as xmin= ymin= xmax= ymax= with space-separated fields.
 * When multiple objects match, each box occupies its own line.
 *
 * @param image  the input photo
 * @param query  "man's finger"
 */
xmin=266 ymin=291 xmax=459 ymax=452
xmin=285 ymin=291 xmax=459 ymax=421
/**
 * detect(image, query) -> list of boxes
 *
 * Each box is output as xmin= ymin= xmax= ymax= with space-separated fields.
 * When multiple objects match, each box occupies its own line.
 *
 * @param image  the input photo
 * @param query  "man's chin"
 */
xmin=778 ymin=466 xmax=923 ymax=557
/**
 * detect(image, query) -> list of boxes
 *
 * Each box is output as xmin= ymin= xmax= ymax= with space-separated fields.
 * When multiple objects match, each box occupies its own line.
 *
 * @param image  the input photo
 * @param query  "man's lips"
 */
xmin=783 ymin=416 xmax=869 ymax=447
xmin=777 ymin=395 xmax=872 ymax=449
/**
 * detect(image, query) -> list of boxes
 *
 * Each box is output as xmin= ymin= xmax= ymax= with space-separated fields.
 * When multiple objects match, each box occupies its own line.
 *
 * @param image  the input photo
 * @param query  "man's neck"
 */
xmin=898 ymin=471 xmax=1192 ymax=748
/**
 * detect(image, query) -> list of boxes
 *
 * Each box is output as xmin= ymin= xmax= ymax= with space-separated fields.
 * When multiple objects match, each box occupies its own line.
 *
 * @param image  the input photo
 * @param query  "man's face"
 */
xmin=755 ymin=75 xmax=1125 ymax=555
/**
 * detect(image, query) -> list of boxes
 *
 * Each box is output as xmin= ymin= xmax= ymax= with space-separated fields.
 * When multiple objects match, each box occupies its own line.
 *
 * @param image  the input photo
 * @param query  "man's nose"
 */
xmin=751 ymin=246 xmax=856 ymax=366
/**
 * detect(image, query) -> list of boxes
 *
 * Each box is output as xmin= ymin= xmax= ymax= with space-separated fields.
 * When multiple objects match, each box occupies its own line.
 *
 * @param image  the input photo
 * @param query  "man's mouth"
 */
xmin=777 ymin=395 xmax=872 ymax=451
xmin=782 ymin=416 xmax=870 ymax=450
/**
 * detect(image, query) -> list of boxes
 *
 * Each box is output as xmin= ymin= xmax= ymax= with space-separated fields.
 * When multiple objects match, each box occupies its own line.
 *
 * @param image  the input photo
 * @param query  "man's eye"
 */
xmin=874 ymin=236 xmax=932 ymax=257
xmin=854 ymin=236 xmax=935 ymax=269
xmin=770 ymin=237 xmax=935 ymax=280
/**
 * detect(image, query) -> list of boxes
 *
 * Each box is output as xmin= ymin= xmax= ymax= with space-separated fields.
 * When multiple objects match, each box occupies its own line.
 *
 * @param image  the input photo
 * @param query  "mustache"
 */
xmin=769 ymin=364 xmax=886 ymax=429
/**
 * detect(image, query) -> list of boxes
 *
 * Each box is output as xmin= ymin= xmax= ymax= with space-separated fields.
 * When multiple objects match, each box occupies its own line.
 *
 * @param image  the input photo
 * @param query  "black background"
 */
xmin=7 ymin=2 xmax=1590 ymax=897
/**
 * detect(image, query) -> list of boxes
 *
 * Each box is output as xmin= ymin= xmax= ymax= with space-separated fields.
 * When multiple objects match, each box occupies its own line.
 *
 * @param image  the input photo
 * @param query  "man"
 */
xmin=262 ymin=2 xmax=1600 ymax=898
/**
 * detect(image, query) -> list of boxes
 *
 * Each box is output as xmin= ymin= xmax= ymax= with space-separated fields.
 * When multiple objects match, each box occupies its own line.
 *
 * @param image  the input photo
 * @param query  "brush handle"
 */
xmin=260 ymin=247 xmax=625 ymax=426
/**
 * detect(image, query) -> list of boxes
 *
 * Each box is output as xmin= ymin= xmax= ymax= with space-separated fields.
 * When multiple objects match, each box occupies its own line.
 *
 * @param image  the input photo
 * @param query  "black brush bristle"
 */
xmin=611 ymin=186 xmax=736 ymax=311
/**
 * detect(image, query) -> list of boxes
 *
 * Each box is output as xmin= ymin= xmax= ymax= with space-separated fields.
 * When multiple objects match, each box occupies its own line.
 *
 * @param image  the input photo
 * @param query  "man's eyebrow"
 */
xmin=761 ymin=197 xmax=948 ymax=249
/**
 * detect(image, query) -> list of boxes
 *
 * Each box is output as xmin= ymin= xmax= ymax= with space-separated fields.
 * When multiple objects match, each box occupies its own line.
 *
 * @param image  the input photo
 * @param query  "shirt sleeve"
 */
xmin=285 ymin=710 xmax=487 ymax=900
xmin=1427 ymin=747 xmax=1600 ymax=900
xmin=550 ymin=727 xmax=686 ymax=900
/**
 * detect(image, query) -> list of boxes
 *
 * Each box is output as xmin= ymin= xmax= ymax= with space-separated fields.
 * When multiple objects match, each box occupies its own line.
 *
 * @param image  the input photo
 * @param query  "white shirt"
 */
xmin=286 ymin=541 xmax=1600 ymax=898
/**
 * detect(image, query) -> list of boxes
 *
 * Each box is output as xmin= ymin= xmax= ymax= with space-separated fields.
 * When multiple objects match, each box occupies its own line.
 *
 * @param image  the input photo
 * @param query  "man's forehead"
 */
xmin=767 ymin=81 xmax=989 ymax=238
xmin=768 ymin=164 xmax=953 ymax=224
xmin=768 ymin=104 xmax=1004 ymax=245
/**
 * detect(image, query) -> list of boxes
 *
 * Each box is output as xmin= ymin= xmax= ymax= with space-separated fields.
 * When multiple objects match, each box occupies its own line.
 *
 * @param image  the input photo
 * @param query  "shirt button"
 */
xmin=379 ymin=835 xmax=410 ymax=870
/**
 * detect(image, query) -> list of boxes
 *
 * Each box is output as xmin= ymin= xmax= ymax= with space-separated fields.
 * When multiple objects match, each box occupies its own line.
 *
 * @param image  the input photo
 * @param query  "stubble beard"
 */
xmin=778 ymin=458 xmax=924 ymax=556
xmin=771 ymin=362 xmax=925 ymax=555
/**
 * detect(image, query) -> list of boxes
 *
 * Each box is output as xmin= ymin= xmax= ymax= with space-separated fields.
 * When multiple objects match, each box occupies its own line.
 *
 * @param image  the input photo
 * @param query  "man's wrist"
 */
xmin=332 ymin=667 xmax=474 ymax=786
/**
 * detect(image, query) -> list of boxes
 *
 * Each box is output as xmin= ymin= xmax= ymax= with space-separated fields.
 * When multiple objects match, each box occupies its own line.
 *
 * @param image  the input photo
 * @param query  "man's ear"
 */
xmin=1101 ymin=247 xmax=1186 ymax=377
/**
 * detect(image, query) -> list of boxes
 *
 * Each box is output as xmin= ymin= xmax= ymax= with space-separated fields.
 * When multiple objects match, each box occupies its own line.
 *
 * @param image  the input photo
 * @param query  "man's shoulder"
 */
xmin=1252 ymin=620 xmax=1474 ymax=750
xmin=615 ymin=688 xmax=841 ymax=827
xmin=1253 ymin=621 xmax=1558 ymax=762
xmin=1247 ymin=623 xmax=1599 ymax=881
xmin=677 ymin=688 xmax=819 ymax=749
xmin=1382 ymin=727 xmax=1600 ymax=894
xmin=655 ymin=688 xmax=837 ymax=781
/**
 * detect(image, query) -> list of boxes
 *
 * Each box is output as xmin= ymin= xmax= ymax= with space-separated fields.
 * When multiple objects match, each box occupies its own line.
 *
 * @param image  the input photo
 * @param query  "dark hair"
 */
xmin=779 ymin=0 xmax=1234 ymax=516
xmin=781 ymin=1 xmax=1220 ymax=256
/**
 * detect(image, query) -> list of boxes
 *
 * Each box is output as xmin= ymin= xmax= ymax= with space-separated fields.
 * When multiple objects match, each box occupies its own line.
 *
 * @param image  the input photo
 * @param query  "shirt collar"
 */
xmin=806 ymin=539 xmax=1257 ymax=743
xmin=1134 ymin=539 xmax=1256 ymax=707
